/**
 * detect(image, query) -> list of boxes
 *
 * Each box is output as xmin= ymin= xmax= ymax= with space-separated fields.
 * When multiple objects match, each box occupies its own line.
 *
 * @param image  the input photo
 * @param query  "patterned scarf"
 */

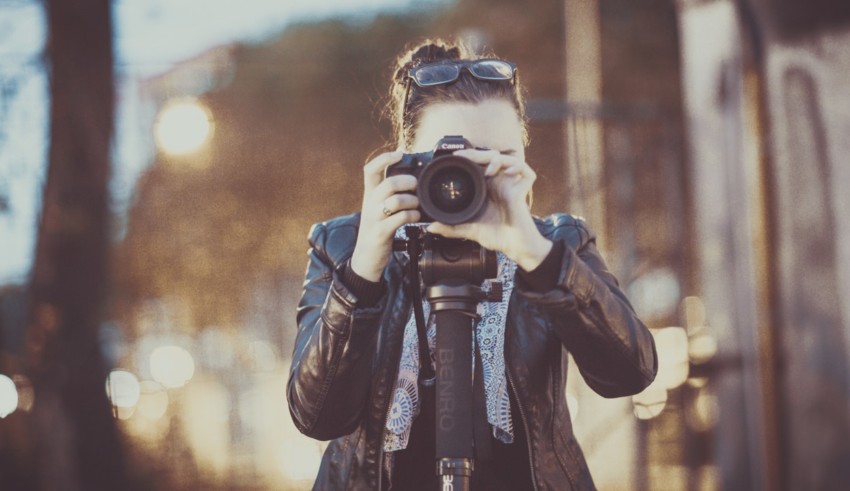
xmin=383 ymin=226 xmax=516 ymax=452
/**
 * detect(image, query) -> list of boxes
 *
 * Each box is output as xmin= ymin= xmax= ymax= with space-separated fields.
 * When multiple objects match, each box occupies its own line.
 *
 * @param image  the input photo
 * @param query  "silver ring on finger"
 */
xmin=382 ymin=200 xmax=394 ymax=217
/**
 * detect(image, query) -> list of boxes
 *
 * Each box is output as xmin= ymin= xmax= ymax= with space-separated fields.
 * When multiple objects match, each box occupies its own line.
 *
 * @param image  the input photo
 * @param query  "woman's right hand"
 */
xmin=350 ymin=151 xmax=421 ymax=282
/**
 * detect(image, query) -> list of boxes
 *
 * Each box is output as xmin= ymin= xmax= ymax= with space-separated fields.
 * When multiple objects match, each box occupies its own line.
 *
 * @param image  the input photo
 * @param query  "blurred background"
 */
xmin=1 ymin=0 xmax=849 ymax=489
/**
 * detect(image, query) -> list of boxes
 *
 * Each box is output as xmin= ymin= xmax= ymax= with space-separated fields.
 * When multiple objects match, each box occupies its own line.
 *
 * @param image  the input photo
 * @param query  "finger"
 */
xmin=374 ymin=174 xmax=418 ymax=200
xmin=500 ymin=164 xmax=526 ymax=176
xmin=425 ymin=221 xmax=470 ymax=240
xmin=382 ymin=209 xmax=421 ymax=232
xmin=491 ymin=158 xmax=536 ymax=180
xmin=452 ymin=149 xmax=528 ymax=178
xmin=363 ymin=151 xmax=403 ymax=190
xmin=382 ymin=193 xmax=420 ymax=214
xmin=484 ymin=155 xmax=521 ymax=177
xmin=453 ymin=148 xmax=501 ymax=164
xmin=508 ymin=163 xmax=536 ymax=182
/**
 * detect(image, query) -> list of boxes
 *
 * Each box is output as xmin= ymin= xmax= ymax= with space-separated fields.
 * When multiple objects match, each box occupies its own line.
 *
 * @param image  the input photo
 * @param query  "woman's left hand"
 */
xmin=425 ymin=148 xmax=553 ymax=271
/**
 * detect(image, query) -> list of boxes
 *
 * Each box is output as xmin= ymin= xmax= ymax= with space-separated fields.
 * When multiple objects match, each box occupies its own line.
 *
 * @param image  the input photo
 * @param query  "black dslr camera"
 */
xmin=385 ymin=135 xmax=487 ymax=224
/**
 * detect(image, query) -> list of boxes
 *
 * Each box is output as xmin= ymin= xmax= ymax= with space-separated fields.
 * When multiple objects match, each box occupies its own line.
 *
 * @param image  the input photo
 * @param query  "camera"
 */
xmin=385 ymin=135 xmax=487 ymax=225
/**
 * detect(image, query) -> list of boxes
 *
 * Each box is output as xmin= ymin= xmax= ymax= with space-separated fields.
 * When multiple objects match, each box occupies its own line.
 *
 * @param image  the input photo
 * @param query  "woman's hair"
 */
xmin=388 ymin=38 xmax=528 ymax=149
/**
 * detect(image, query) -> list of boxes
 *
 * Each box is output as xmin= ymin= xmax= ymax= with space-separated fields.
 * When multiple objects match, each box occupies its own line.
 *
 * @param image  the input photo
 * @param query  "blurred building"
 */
xmin=564 ymin=0 xmax=850 ymax=489
xmin=678 ymin=1 xmax=850 ymax=489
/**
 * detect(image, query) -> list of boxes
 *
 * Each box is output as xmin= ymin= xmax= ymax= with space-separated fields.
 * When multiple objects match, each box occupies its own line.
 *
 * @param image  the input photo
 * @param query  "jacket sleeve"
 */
xmin=286 ymin=222 xmax=384 ymax=440
xmin=517 ymin=219 xmax=658 ymax=398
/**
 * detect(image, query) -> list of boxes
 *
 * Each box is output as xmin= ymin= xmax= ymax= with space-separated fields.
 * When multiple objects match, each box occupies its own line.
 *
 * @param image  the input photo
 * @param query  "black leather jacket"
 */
xmin=288 ymin=212 xmax=657 ymax=490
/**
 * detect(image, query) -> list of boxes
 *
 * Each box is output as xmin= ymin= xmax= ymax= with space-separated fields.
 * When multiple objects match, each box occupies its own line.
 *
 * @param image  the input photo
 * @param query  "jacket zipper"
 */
xmin=507 ymin=365 xmax=540 ymax=491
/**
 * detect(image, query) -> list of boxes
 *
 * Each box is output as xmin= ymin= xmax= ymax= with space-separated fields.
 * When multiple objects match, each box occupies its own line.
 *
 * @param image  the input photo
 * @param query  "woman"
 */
xmin=287 ymin=39 xmax=657 ymax=490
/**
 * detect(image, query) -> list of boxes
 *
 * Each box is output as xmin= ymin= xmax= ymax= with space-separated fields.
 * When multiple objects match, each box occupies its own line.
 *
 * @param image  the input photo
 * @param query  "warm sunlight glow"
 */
xmin=0 ymin=374 xmax=18 ymax=418
xmin=278 ymin=438 xmax=323 ymax=482
xmin=150 ymin=345 xmax=196 ymax=389
xmin=154 ymin=99 xmax=213 ymax=156
xmin=565 ymin=390 xmax=579 ymax=424
xmin=631 ymin=327 xmax=690 ymax=419
xmin=181 ymin=377 xmax=231 ymax=477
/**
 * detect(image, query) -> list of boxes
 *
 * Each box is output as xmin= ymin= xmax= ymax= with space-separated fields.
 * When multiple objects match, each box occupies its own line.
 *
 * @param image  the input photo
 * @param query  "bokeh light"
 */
xmin=154 ymin=98 xmax=213 ymax=156
xmin=653 ymin=327 xmax=690 ymax=389
xmin=689 ymin=333 xmax=718 ymax=364
xmin=136 ymin=380 xmax=169 ymax=420
xmin=149 ymin=345 xmax=196 ymax=389
xmin=12 ymin=374 xmax=34 ymax=412
xmin=633 ymin=384 xmax=668 ymax=420
xmin=198 ymin=328 xmax=235 ymax=371
xmin=0 ymin=374 xmax=18 ymax=418
xmin=683 ymin=296 xmax=706 ymax=329
xmin=247 ymin=340 xmax=277 ymax=373
xmin=627 ymin=268 xmax=682 ymax=321
xmin=686 ymin=386 xmax=719 ymax=432
xmin=106 ymin=369 xmax=142 ymax=408
xmin=123 ymin=381 xmax=171 ymax=444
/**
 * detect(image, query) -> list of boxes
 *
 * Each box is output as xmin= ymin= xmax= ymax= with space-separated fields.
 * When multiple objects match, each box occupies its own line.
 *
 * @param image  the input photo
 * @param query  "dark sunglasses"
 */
xmin=407 ymin=59 xmax=517 ymax=87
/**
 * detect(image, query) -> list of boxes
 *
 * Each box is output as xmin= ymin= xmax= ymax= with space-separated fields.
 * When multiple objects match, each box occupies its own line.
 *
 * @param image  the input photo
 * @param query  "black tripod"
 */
xmin=396 ymin=226 xmax=502 ymax=491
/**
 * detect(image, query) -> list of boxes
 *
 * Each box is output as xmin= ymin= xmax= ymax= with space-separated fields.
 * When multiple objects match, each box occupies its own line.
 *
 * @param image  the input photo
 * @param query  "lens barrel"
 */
xmin=417 ymin=155 xmax=487 ymax=225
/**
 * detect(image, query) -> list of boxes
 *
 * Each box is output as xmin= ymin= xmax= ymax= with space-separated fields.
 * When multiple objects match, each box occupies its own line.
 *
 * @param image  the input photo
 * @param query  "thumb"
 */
xmin=426 ymin=222 xmax=465 ymax=239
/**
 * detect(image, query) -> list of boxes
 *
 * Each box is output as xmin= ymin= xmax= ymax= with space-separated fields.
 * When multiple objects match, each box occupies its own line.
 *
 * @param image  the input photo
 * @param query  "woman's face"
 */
xmin=409 ymin=99 xmax=525 ymax=160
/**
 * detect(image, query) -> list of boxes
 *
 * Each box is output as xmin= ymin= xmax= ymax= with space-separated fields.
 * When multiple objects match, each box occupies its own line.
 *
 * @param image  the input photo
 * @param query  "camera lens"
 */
xmin=428 ymin=167 xmax=475 ymax=212
xmin=418 ymin=155 xmax=487 ymax=224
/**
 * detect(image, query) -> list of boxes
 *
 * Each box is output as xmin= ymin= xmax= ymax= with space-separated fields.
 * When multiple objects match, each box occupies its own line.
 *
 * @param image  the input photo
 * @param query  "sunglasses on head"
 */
xmin=401 ymin=59 xmax=517 ymax=128
xmin=407 ymin=59 xmax=517 ymax=87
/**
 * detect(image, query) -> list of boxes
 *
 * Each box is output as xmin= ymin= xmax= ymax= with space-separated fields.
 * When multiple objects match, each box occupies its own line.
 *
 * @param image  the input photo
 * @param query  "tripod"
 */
xmin=396 ymin=226 xmax=502 ymax=491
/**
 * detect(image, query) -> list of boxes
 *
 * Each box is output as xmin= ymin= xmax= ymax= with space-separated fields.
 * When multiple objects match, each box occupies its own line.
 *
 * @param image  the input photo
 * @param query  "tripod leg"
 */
xmin=434 ymin=309 xmax=475 ymax=491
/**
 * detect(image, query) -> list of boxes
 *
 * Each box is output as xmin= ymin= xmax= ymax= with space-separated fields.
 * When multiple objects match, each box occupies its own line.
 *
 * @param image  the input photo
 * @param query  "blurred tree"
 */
xmin=23 ymin=0 xmax=128 ymax=489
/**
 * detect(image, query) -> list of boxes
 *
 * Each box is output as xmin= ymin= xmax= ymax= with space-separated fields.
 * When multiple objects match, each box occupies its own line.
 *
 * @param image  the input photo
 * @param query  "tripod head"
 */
xmin=394 ymin=225 xmax=502 ymax=299
xmin=419 ymin=233 xmax=497 ymax=287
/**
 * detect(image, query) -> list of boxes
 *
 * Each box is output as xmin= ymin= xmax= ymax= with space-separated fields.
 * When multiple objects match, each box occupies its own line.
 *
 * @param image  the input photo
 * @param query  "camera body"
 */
xmin=385 ymin=135 xmax=487 ymax=224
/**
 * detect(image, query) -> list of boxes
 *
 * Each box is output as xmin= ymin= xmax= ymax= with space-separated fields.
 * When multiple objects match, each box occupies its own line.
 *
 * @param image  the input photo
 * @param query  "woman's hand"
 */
xmin=350 ymin=151 xmax=422 ymax=282
xmin=426 ymin=149 xmax=552 ymax=271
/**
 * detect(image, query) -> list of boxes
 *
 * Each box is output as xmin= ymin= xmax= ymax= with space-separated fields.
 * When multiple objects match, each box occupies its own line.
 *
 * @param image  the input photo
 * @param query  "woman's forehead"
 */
xmin=411 ymin=99 xmax=525 ymax=154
